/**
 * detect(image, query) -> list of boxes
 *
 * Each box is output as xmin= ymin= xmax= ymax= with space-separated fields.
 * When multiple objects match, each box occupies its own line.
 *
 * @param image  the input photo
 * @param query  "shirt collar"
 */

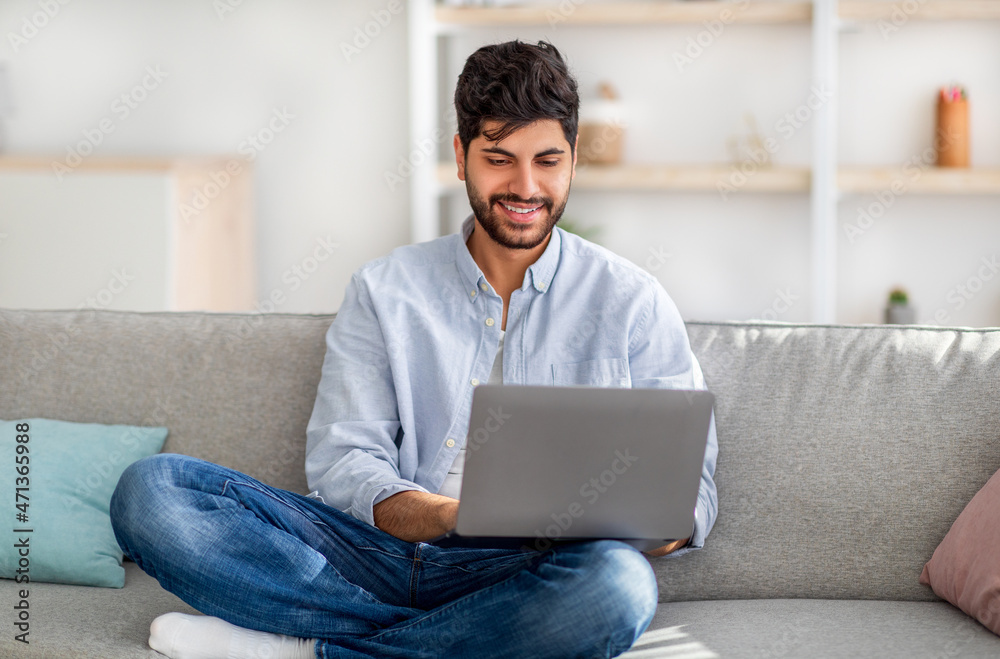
xmin=456 ymin=214 xmax=561 ymax=302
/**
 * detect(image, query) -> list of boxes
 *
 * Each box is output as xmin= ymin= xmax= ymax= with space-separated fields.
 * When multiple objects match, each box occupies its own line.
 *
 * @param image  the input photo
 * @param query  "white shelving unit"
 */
xmin=407 ymin=0 xmax=1000 ymax=323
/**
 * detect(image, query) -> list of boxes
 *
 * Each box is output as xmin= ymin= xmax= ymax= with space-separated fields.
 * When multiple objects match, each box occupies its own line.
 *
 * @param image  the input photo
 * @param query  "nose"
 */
xmin=507 ymin=161 xmax=540 ymax=201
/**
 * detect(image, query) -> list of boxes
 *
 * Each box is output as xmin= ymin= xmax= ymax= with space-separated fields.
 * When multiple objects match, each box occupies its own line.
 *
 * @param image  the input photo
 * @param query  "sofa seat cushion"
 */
xmin=628 ymin=599 xmax=1000 ymax=658
xmin=0 ymin=562 xmax=196 ymax=657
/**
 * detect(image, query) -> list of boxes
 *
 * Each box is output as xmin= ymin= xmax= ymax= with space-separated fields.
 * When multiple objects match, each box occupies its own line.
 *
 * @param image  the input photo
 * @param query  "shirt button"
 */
xmin=471 ymin=378 xmax=480 ymax=386
xmin=470 ymin=291 xmax=476 ymax=298
xmin=446 ymin=438 xmax=456 ymax=448
xmin=485 ymin=317 xmax=495 ymax=327
xmin=480 ymin=283 xmax=488 ymax=291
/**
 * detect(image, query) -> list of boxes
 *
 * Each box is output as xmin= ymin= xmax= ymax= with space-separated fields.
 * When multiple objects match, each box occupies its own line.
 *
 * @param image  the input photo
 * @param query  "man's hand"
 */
xmin=642 ymin=537 xmax=689 ymax=557
xmin=372 ymin=491 xmax=459 ymax=543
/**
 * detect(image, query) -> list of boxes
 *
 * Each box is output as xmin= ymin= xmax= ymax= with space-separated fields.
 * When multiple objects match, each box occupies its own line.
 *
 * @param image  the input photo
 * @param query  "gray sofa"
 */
xmin=1 ymin=308 xmax=999 ymax=658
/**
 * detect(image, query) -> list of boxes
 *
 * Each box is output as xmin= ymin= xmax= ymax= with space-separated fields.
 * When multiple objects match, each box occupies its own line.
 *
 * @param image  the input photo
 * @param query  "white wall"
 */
xmin=1 ymin=0 xmax=411 ymax=313
xmin=2 ymin=1 xmax=998 ymax=325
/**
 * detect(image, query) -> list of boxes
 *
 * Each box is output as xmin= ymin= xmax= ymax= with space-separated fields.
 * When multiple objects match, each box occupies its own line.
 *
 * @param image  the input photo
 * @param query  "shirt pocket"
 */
xmin=551 ymin=358 xmax=630 ymax=387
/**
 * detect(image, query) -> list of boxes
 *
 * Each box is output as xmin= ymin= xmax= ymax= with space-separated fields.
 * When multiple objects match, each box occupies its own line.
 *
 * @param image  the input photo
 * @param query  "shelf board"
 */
xmin=435 ymin=1 xmax=1000 ymax=26
xmin=839 ymin=166 xmax=1000 ymax=194
xmin=0 ymin=155 xmax=240 ymax=173
xmin=437 ymin=163 xmax=1000 ymax=195
xmin=436 ymin=162 xmax=810 ymax=193
xmin=839 ymin=0 xmax=1000 ymax=22
xmin=435 ymin=2 xmax=812 ymax=26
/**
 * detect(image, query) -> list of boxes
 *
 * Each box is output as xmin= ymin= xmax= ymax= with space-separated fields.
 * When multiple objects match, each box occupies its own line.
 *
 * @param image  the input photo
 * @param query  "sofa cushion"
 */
xmin=920 ymin=466 xmax=1000 ymax=635
xmin=0 ymin=418 xmax=167 ymax=588
xmin=655 ymin=322 xmax=1000 ymax=602
xmin=0 ymin=562 xmax=197 ymax=657
xmin=626 ymin=599 xmax=1000 ymax=658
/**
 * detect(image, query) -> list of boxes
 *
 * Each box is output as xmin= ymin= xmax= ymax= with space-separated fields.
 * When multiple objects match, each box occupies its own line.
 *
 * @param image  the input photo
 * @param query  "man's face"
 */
xmin=456 ymin=119 xmax=576 ymax=251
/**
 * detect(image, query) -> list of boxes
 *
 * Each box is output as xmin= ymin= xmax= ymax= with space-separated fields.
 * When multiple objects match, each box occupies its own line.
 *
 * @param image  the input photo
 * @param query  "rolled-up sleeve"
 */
xmin=305 ymin=273 xmax=428 ymax=527
xmin=627 ymin=281 xmax=719 ymax=557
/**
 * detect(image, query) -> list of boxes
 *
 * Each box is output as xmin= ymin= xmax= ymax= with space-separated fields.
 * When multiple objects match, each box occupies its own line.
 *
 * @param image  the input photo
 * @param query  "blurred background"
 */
xmin=1 ymin=0 xmax=998 ymax=326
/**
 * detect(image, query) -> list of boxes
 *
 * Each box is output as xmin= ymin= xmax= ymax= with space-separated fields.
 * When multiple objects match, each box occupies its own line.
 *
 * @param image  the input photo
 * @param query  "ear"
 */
xmin=454 ymin=134 xmax=466 ymax=182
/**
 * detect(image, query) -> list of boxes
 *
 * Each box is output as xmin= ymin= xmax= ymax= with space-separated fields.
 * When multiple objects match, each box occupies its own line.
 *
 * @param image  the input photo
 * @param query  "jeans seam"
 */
xmin=409 ymin=543 xmax=422 ymax=608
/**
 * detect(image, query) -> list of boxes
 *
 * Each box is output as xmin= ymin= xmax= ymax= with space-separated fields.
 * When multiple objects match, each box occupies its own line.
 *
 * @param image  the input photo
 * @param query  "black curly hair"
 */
xmin=454 ymin=40 xmax=579 ymax=157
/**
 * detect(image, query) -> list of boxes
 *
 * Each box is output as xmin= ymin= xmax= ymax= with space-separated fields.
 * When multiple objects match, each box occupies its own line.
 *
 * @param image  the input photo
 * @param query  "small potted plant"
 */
xmin=884 ymin=287 xmax=916 ymax=324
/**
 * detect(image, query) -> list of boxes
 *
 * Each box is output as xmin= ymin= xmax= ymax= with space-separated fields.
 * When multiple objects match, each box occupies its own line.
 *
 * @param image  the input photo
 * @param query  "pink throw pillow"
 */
xmin=920 ymin=467 xmax=1000 ymax=636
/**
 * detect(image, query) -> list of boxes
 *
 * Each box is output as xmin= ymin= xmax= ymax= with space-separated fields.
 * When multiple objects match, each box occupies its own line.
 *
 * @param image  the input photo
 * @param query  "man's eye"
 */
xmin=488 ymin=159 xmax=509 ymax=166
xmin=538 ymin=160 xmax=559 ymax=167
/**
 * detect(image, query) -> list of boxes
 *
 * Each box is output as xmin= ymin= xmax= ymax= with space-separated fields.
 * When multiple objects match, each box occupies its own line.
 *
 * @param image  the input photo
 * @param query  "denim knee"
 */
xmin=554 ymin=540 xmax=659 ymax=657
xmin=110 ymin=453 xmax=188 ymax=557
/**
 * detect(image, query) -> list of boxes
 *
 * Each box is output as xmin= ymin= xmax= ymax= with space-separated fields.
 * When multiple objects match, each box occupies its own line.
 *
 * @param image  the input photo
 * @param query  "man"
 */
xmin=111 ymin=40 xmax=718 ymax=659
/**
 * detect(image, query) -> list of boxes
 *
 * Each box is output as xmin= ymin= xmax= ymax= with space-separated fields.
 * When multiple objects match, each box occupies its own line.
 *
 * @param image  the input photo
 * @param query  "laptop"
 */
xmin=429 ymin=384 xmax=714 ymax=552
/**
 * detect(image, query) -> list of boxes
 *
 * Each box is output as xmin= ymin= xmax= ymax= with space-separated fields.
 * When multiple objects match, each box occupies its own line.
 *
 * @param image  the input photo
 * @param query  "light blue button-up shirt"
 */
xmin=306 ymin=215 xmax=718 ymax=555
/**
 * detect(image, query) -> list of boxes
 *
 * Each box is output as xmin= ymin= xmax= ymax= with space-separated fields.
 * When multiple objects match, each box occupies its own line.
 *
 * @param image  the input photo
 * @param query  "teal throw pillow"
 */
xmin=0 ymin=418 xmax=167 ymax=588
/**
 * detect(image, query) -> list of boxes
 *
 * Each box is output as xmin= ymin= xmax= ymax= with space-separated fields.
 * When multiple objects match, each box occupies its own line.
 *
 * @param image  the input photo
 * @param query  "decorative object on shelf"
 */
xmin=884 ymin=287 xmax=917 ymax=325
xmin=935 ymin=85 xmax=969 ymax=168
xmin=726 ymin=113 xmax=772 ymax=168
xmin=577 ymin=82 xmax=625 ymax=166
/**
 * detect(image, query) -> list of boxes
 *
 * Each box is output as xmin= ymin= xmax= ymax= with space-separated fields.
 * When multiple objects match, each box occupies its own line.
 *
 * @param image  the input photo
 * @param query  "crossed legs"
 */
xmin=110 ymin=454 xmax=658 ymax=658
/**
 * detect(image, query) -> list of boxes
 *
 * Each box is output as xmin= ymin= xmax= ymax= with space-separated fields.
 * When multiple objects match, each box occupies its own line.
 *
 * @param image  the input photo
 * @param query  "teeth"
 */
xmin=502 ymin=203 xmax=539 ymax=214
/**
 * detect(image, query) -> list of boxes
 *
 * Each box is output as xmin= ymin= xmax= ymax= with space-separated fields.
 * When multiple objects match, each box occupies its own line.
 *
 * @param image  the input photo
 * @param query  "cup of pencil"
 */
xmin=935 ymin=85 xmax=969 ymax=168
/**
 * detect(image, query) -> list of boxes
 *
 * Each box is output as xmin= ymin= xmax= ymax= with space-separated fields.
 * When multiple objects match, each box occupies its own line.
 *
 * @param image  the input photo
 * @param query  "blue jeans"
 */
xmin=110 ymin=454 xmax=658 ymax=658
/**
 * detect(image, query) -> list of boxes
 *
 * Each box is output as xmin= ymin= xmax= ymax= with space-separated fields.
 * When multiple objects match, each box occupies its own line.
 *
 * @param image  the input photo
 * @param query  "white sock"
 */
xmin=149 ymin=612 xmax=315 ymax=659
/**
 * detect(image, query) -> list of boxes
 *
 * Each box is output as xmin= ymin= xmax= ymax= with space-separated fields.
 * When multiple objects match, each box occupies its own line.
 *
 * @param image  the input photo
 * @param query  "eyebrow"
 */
xmin=480 ymin=146 xmax=566 ymax=158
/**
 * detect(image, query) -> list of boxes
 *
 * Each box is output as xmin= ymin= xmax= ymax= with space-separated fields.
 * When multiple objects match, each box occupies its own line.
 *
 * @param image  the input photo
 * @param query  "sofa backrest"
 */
xmin=2 ymin=310 xmax=998 ymax=602
xmin=665 ymin=321 xmax=1000 ymax=603
xmin=0 ymin=308 xmax=331 ymax=495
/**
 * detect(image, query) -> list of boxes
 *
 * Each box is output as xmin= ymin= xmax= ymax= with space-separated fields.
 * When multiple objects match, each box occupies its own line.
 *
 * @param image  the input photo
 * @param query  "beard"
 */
xmin=465 ymin=178 xmax=570 ymax=251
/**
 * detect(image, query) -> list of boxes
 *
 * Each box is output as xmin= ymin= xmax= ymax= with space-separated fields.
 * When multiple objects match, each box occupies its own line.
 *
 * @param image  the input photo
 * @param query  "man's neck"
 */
xmin=465 ymin=219 xmax=551 ymax=299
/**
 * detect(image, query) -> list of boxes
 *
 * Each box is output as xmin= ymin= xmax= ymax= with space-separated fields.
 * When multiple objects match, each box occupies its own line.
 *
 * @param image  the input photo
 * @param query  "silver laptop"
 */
xmin=430 ymin=384 xmax=714 ymax=551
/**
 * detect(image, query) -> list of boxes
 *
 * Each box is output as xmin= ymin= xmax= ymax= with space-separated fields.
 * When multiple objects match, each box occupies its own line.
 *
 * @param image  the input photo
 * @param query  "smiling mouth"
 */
xmin=501 ymin=202 xmax=541 ymax=214
xmin=496 ymin=200 xmax=546 ymax=223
